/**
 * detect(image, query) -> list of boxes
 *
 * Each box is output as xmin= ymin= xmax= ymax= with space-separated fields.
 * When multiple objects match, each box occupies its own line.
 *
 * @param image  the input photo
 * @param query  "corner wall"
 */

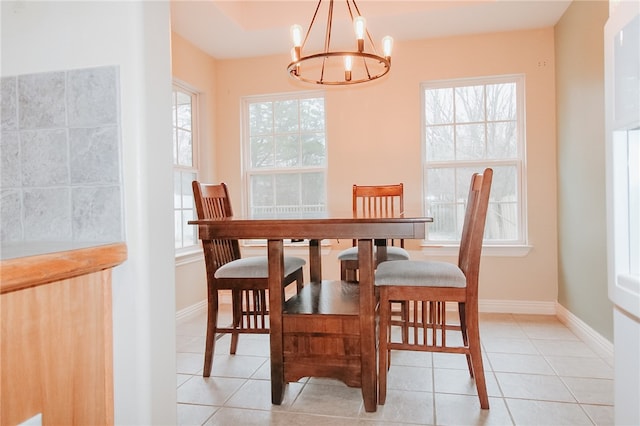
xmin=2 ymin=2 xmax=177 ymax=423
xmin=555 ymin=0 xmax=612 ymax=340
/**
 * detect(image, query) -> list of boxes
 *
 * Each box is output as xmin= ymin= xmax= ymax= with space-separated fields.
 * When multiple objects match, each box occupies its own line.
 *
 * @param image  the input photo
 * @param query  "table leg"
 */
xmin=267 ymin=239 xmax=285 ymax=405
xmin=308 ymin=239 xmax=321 ymax=283
xmin=358 ymin=239 xmax=378 ymax=412
xmin=374 ymin=239 xmax=387 ymax=266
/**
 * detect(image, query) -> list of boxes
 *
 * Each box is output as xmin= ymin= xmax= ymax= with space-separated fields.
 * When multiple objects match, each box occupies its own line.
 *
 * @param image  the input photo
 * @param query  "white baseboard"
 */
xmin=479 ymin=299 xmax=557 ymax=314
xmin=176 ymin=299 xmax=207 ymax=323
xmin=555 ymin=302 xmax=614 ymax=361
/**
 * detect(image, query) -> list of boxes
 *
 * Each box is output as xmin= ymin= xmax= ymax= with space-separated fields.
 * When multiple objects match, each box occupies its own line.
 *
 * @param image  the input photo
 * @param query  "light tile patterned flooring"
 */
xmin=176 ymin=308 xmax=614 ymax=425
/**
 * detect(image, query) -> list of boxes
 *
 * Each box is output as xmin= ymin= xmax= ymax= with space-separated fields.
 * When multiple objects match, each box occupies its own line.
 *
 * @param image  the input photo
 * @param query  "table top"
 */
xmin=189 ymin=216 xmax=433 ymax=240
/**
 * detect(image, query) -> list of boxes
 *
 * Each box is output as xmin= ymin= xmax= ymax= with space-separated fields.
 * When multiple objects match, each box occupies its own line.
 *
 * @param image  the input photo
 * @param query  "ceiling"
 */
xmin=170 ymin=0 xmax=572 ymax=60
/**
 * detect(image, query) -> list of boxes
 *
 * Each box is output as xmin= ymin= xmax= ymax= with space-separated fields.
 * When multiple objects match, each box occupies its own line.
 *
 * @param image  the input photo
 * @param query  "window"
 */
xmin=422 ymin=75 xmax=526 ymax=245
xmin=243 ymin=92 xmax=327 ymax=219
xmin=172 ymin=83 xmax=199 ymax=251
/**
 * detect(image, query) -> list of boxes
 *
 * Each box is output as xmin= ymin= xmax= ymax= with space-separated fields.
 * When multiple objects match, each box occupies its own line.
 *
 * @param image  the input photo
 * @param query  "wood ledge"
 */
xmin=1 ymin=242 xmax=127 ymax=294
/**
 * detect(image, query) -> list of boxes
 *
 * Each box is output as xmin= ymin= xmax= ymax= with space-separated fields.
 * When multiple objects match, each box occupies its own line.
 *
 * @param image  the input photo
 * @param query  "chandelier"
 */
xmin=287 ymin=0 xmax=393 ymax=85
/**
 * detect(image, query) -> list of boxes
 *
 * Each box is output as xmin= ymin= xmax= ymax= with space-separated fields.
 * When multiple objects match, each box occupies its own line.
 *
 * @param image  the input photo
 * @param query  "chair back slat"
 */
xmin=192 ymin=181 xmax=242 ymax=267
xmin=352 ymin=183 xmax=404 ymax=247
xmin=457 ymin=169 xmax=493 ymax=297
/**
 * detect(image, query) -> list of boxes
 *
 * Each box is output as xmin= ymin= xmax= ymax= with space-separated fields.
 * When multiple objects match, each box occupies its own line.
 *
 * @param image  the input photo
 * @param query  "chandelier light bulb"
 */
xmin=290 ymin=24 xmax=303 ymax=47
xmin=354 ymin=16 xmax=366 ymax=52
xmin=344 ymin=55 xmax=353 ymax=81
xmin=354 ymin=16 xmax=366 ymax=39
xmin=382 ymin=35 xmax=394 ymax=59
xmin=344 ymin=55 xmax=353 ymax=71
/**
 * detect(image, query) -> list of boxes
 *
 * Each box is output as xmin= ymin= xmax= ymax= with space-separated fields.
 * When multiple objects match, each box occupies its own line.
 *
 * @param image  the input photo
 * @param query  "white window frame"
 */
xmin=172 ymin=81 xmax=200 ymax=255
xmin=421 ymin=74 xmax=529 ymax=255
xmin=241 ymin=91 xmax=328 ymax=222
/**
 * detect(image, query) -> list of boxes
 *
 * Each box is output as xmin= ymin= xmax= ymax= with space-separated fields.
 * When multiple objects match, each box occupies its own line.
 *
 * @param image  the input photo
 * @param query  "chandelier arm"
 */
xmin=345 ymin=0 xmax=355 ymax=21
xmin=365 ymin=29 xmax=380 ymax=55
xmin=359 ymin=54 xmax=372 ymax=80
xmin=302 ymin=0 xmax=324 ymax=50
xmin=321 ymin=56 xmax=327 ymax=83
xmin=325 ymin=0 xmax=334 ymax=53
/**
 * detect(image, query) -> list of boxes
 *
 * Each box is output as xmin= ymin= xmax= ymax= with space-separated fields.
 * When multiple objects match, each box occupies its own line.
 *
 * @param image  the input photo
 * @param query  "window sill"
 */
xmin=175 ymin=246 xmax=203 ymax=266
xmin=420 ymin=244 xmax=532 ymax=257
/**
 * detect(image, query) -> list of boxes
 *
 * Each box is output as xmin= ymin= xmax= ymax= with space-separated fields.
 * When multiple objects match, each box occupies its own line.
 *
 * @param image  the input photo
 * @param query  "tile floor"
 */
xmin=176 ymin=308 xmax=614 ymax=425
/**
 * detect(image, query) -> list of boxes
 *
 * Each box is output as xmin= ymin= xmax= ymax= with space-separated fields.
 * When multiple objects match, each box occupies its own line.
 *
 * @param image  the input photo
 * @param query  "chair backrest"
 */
xmin=458 ymin=169 xmax=493 ymax=296
xmin=351 ymin=183 xmax=404 ymax=247
xmin=192 ymin=181 xmax=242 ymax=271
xmin=352 ymin=183 xmax=404 ymax=218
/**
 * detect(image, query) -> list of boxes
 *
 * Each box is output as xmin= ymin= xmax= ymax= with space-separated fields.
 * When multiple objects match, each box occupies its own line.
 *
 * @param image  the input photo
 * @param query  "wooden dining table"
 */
xmin=189 ymin=216 xmax=432 ymax=412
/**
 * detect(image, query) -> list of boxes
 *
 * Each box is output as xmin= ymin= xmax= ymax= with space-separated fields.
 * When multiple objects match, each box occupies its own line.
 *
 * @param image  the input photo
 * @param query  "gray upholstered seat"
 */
xmin=215 ymin=256 xmax=307 ymax=279
xmin=375 ymin=260 xmax=466 ymax=287
xmin=336 ymin=246 xmax=410 ymax=262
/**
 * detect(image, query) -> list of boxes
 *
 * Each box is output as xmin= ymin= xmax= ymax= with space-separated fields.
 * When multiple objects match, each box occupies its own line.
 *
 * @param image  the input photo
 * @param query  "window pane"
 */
xmin=181 ymin=171 xmax=196 ymax=209
xmin=301 ymin=133 xmax=326 ymax=166
xmin=301 ymin=172 xmax=326 ymax=216
xmin=172 ymin=92 xmax=177 ymax=127
xmin=425 ymin=88 xmax=453 ymax=125
xmin=251 ymin=174 xmax=274 ymax=207
xmin=426 ymin=125 xmax=454 ymax=161
xmin=172 ymin=130 xmax=178 ymax=164
xmin=176 ymin=92 xmax=192 ymax=130
xmin=249 ymin=102 xmax=273 ymax=135
xmin=455 ymin=85 xmax=484 ymax=123
xmin=182 ymin=209 xmax=197 ymax=247
xmin=427 ymin=167 xmax=487 ymax=241
xmin=251 ymin=136 xmax=274 ymax=168
xmin=487 ymin=121 xmax=518 ymax=158
xmin=426 ymin=167 xmax=459 ymax=240
xmin=177 ymin=130 xmax=192 ymax=167
xmin=486 ymin=83 xmax=516 ymax=121
xmin=300 ymin=98 xmax=325 ymax=131
xmin=456 ymin=123 xmax=485 ymax=160
xmin=174 ymin=172 xmax=181 ymax=209
xmin=485 ymin=165 xmax=519 ymax=241
xmin=275 ymin=173 xmax=300 ymax=209
xmin=275 ymin=134 xmax=300 ymax=167
xmin=174 ymin=211 xmax=182 ymax=249
xmin=274 ymin=100 xmax=299 ymax=133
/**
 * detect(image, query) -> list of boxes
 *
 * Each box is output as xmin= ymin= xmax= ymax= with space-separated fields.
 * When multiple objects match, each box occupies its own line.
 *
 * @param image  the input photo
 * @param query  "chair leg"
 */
xmin=458 ymin=302 xmax=473 ymax=377
xmin=378 ymin=289 xmax=390 ymax=405
xmin=230 ymin=289 xmax=242 ymax=354
xmin=203 ymin=286 xmax=219 ymax=377
xmin=340 ymin=261 xmax=348 ymax=281
xmin=295 ymin=268 xmax=304 ymax=293
xmin=466 ymin=305 xmax=489 ymax=409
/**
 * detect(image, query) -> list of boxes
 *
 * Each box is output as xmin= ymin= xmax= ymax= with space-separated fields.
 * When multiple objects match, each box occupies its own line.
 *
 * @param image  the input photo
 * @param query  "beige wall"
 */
xmin=555 ymin=1 xmax=612 ymax=340
xmin=210 ymin=28 xmax=559 ymax=303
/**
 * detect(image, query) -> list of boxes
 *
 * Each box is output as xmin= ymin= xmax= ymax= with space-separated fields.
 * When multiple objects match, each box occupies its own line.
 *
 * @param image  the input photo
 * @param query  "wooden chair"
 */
xmin=337 ymin=183 xmax=410 ymax=282
xmin=192 ymin=181 xmax=305 ymax=377
xmin=375 ymin=168 xmax=493 ymax=409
